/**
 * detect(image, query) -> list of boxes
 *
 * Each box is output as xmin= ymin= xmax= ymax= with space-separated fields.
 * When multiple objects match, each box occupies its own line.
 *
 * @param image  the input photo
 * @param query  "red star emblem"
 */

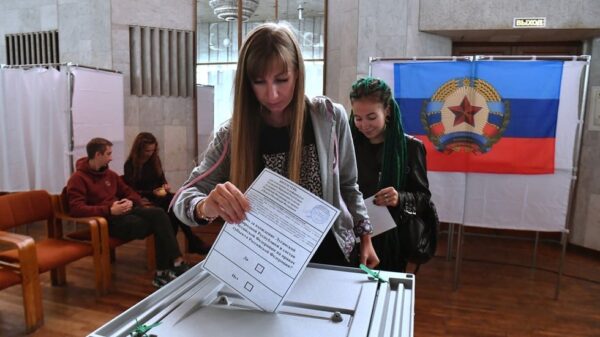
xmin=448 ymin=96 xmax=482 ymax=127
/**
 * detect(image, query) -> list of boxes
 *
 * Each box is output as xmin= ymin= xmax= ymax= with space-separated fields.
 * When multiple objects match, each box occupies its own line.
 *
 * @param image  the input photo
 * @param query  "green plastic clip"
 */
xmin=360 ymin=264 xmax=388 ymax=283
xmin=130 ymin=318 xmax=161 ymax=337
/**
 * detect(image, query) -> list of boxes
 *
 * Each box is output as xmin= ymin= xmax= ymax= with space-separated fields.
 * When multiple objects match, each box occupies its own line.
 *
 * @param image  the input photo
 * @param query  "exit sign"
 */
xmin=513 ymin=17 xmax=546 ymax=28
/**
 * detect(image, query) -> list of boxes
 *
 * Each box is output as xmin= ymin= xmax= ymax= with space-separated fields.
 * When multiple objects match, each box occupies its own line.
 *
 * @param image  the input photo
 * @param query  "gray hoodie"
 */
xmin=172 ymin=97 xmax=372 ymax=260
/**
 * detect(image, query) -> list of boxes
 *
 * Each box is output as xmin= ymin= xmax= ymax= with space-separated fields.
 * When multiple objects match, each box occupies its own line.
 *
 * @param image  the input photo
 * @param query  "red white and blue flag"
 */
xmin=394 ymin=60 xmax=562 ymax=174
xmin=372 ymin=59 xmax=585 ymax=232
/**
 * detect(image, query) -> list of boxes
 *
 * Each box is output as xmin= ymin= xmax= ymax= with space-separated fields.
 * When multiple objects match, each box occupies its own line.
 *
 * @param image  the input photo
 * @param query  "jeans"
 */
xmin=108 ymin=206 xmax=181 ymax=270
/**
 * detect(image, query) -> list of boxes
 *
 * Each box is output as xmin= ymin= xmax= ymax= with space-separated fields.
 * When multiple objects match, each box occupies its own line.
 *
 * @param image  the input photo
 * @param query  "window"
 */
xmin=197 ymin=0 xmax=326 ymax=129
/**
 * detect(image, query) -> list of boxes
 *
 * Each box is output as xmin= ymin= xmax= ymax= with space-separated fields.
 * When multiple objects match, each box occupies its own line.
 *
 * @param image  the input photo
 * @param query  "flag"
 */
xmin=373 ymin=59 xmax=585 ymax=232
xmin=394 ymin=60 xmax=563 ymax=174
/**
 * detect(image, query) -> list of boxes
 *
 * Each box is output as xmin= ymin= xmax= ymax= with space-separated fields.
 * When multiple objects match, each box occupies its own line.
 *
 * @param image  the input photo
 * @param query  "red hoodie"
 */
xmin=66 ymin=157 xmax=142 ymax=217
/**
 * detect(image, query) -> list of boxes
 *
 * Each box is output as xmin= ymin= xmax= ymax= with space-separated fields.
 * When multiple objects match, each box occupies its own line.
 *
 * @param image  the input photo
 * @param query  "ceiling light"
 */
xmin=209 ymin=0 xmax=260 ymax=22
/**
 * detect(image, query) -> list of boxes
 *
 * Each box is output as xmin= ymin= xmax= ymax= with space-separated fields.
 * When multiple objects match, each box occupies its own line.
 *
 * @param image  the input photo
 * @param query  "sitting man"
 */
xmin=66 ymin=137 xmax=189 ymax=287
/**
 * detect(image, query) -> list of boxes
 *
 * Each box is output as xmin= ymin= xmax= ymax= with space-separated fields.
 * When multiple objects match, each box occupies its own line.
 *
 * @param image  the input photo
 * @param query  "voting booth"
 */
xmin=88 ymin=263 xmax=415 ymax=337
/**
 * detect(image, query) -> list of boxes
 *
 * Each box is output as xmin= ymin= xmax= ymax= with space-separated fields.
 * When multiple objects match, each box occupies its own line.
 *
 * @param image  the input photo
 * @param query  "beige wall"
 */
xmin=0 ymin=0 xmax=58 ymax=64
xmin=59 ymin=0 xmax=112 ymax=68
xmin=110 ymin=0 xmax=196 ymax=188
xmin=326 ymin=0 xmax=451 ymax=109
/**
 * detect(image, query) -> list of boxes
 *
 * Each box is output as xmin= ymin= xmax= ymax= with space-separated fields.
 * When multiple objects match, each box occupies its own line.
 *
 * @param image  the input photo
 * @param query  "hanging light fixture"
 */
xmin=209 ymin=0 xmax=260 ymax=22
xmin=297 ymin=2 xmax=304 ymax=21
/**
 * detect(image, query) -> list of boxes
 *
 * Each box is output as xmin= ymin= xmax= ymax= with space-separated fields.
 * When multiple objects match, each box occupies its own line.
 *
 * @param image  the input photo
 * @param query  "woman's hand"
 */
xmin=153 ymin=186 xmax=168 ymax=197
xmin=359 ymin=235 xmax=379 ymax=268
xmin=197 ymin=182 xmax=250 ymax=224
xmin=374 ymin=186 xmax=399 ymax=207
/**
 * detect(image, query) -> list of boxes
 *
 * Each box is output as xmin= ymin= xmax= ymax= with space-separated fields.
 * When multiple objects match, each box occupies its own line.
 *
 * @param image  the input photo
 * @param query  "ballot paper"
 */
xmin=364 ymin=195 xmax=397 ymax=236
xmin=202 ymin=168 xmax=340 ymax=312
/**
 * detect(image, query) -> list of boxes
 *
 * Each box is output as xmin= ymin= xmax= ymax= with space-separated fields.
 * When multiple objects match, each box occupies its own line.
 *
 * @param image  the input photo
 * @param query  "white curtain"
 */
xmin=0 ymin=67 xmax=70 ymax=194
xmin=70 ymin=68 xmax=125 ymax=175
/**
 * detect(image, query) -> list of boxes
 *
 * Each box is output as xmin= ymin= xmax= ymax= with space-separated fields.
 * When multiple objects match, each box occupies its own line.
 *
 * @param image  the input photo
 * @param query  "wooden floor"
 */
xmin=1 ymin=228 xmax=599 ymax=337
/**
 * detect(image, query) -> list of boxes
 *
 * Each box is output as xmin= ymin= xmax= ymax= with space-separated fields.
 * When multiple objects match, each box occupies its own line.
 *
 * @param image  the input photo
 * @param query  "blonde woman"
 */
xmin=173 ymin=22 xmax=378 ymax=268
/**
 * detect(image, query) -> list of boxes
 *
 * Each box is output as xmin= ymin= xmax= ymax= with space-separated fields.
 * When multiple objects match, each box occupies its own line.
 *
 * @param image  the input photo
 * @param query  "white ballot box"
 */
xmin=88 ymin=263 xmax=415 ymax=337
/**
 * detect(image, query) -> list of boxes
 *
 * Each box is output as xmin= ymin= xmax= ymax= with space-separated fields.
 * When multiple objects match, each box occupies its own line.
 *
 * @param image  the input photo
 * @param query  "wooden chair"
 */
xmin=0 ymin=190 xmax=107 ymax=331
xmin=0 ymin=231 xmax=42 ymax=332
xmin=56 ymin=191 xmax=155 ymax=290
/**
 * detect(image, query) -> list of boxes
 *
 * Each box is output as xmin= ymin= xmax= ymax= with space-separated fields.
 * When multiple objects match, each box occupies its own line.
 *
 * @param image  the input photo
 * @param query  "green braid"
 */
xmin=349 ymin=77 xmax=408 ymax=191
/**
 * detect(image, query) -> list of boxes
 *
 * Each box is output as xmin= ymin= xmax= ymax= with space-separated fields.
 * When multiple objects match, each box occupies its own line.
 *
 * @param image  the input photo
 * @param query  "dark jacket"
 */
xmin=355 ymin=135 xmax=430 ymax=203
xmin=123 ymin=159 xmax=167 ymax=201
xmin=354 ymin=134 xmax=432 ymax=271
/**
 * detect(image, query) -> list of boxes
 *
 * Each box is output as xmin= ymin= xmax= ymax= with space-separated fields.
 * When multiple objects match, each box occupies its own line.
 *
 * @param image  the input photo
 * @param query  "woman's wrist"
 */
xmin=196 ymin=199 xmax=217 ymax=223
xmin=355 ymin=219 xmax=374 ymax=236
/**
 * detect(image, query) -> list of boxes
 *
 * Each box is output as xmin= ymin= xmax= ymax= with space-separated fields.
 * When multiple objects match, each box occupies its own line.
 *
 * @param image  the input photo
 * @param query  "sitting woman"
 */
xmin=349 ymin=77 xmax=433 ymax=272
xmin=124 ymin=132 xmax=210 ymax=255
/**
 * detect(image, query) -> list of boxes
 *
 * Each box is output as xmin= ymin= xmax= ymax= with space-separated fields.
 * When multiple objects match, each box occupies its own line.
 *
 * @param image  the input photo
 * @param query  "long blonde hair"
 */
xmin=230 ymin=22 xmax=306 ymax=191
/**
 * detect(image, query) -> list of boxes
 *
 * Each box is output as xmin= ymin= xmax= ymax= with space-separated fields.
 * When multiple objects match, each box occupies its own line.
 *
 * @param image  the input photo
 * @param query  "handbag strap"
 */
xmin=403 ymin=193 xmax=417 ymax=215
xmin=168 ymin=137 xmax=230 ymax=211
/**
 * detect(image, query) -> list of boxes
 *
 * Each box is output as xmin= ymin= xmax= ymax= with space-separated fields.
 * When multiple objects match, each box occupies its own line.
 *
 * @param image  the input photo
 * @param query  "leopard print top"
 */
xmin=260 ymin=118 xmax=322 ymax=198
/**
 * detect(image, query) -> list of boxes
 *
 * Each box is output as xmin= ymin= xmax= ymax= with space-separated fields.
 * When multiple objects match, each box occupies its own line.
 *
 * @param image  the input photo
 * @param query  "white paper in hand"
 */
xmin=202 ymin=168 xmax=340 ymax=312
xmin=364 ymin=196 xmax=396 ymax=236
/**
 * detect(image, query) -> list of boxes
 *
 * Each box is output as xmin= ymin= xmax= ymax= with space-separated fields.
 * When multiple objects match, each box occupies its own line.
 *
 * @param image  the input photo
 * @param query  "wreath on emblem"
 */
xmin=420 ymin=77 xmax=510 ymax=154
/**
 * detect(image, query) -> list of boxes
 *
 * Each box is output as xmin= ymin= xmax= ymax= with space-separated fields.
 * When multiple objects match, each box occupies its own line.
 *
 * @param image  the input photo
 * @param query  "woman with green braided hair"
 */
xmin=349 ymin=77 xmax=432 ymax=272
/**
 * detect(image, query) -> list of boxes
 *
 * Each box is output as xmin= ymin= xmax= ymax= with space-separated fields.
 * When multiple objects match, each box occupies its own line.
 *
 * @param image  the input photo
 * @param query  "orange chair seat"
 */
xmin=0 ymin=268 xmax=21 ymax=289
xmin=0 ymin=239 xmax=93 ymax=273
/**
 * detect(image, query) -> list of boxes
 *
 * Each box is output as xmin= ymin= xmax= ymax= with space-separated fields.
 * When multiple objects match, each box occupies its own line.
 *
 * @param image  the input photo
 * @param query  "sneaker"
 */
xmin=168 ymin=262 xmax=191 ymax=278
xmin=152 ymin=271 xmax=172 ymax=288
xmin=152 ymin=263 xmax=191 ymax=288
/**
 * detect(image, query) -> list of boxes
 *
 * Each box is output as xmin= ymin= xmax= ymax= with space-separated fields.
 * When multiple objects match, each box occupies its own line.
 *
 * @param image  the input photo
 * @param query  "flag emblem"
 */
xmin=422 ymin=77 xmax=510 ymax=154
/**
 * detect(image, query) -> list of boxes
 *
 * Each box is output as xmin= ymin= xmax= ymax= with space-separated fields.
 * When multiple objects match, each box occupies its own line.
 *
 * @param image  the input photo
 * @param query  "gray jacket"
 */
xmin=173 ymin=97 xmax=372 ymax=259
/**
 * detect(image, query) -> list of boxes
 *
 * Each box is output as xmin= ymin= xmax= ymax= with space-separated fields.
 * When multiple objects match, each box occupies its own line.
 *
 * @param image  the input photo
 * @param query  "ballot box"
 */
xmin=88 ymin=263 xmax=415 ymax=337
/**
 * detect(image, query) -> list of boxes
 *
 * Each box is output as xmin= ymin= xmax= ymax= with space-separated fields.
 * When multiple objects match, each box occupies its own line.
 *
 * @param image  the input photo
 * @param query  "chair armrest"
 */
xmin=0 ymin=231 xmax=39 ymax=273
xmin=54 ymin=212 xmax=103 ymax=228
xmin=0 ymin=231 xmax=35 ymax=250
xmin=53 ymin=212 xmax=110 ymax=260
xmin=50 ymin=194 xmax=104 ymax=238
xmin=53 ymin=211 xmax=108 ymax=245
